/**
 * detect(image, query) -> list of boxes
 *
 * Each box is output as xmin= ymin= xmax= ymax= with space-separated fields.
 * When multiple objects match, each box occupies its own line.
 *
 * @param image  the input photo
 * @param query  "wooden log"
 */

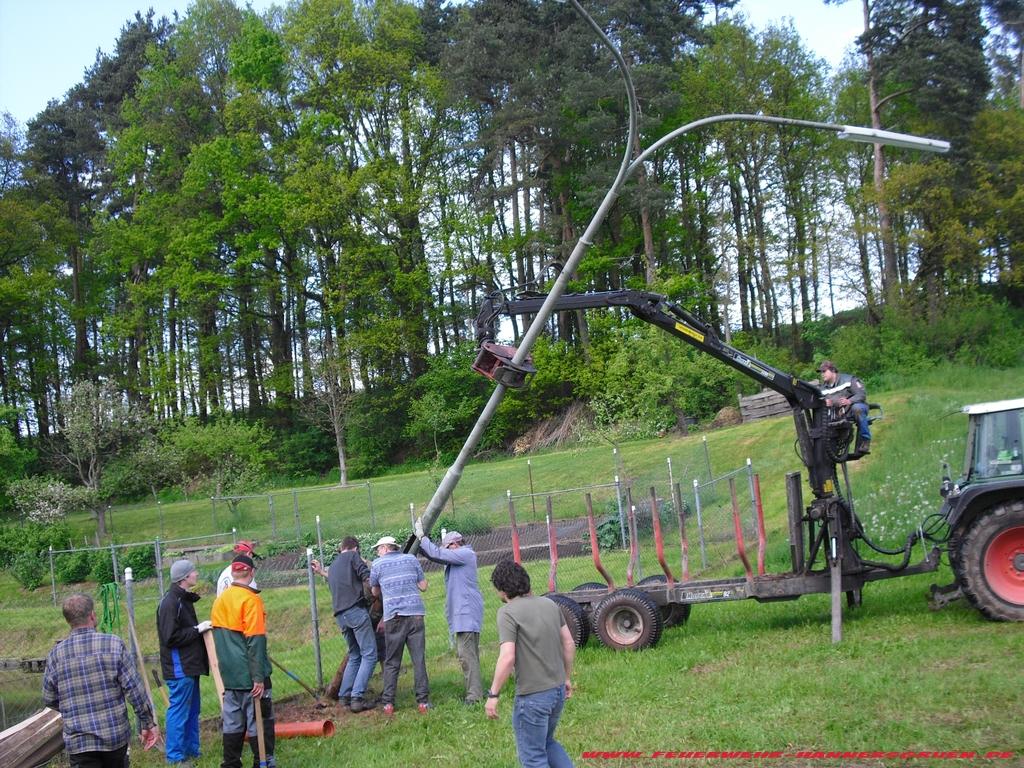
xmin=204 ymin=631 xmax=225 ymax=703
xmin=0 ymin=707 xmax=64 ymax=768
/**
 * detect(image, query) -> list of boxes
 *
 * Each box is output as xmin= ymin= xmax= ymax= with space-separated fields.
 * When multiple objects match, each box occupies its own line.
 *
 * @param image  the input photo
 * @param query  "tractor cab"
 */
xmin=962 ymin=398 xmax=1024 ymax=482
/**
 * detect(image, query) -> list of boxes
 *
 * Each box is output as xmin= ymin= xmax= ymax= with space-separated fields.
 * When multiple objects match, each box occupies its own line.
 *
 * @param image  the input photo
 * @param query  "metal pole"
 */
xmin=692 ymin=478 xmax=708 ymax=569
xmin=158 ymin=500 xmax=164 ymax=540
xmin=367 ymin=482 xmax=376 ymax=531
xmin=746 ymin=458 xmax=758 ymax=532
xmin=211 ymin=497 xmax=217 ymax=532
xmin=614 ymin=475 xmax=627 ymax=549
xmin=306 ymin=548 xmax=324 ymax=688
xmin=406 ymin=0 xmax=640 ymax=552
xmin=703 ymin=435 xmax=712 ymax=481
xmin=293 ymin=490 xmax=301 ymax=540
xmin=155 ymin=539 xmax=165 ymax=596
xmin=110 ymin=543 xmax=120 ymax=585
xmin=316 ymin=515 xmax=324 ymax=566
xmin=527 ymin=458 xmax=538 ymax=522
xmin=124 ymin=567 xmax=137 ymax=650
xmin=667 ymin=457 xmax=674 ymax=493
xmin=49 ymin=545 xmax=57 ymax=606
xmin=269 ymin=496 xmax=277 ymax=538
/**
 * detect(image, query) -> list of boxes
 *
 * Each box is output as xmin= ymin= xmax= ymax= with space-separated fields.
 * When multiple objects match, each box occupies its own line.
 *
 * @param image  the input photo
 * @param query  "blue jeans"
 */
xmin=851 ymin=402 xmax=871 ymax=440
xmin=164 ymin=675 xmax=200 ymax=762
xmin=512 ymin=685 xmax=574 ymax=768
xmin=335 ymin=604 xmax=377 ymax=699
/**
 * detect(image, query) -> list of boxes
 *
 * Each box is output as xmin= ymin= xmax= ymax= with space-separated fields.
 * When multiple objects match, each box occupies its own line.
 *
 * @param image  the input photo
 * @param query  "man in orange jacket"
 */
xmin=210 ymin=554 xmax=275 ymax=768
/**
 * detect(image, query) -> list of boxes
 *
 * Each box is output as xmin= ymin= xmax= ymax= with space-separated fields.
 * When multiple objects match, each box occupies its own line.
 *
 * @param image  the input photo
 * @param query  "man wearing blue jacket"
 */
xmin=415 ymin=522 xmax=485 ymax=705
xmin=156 ymin=559 xmax=210 ymax=766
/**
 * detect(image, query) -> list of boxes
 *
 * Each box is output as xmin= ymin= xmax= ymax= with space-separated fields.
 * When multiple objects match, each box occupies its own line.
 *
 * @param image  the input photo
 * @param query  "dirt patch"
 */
xmin=199 ymin=693 xmax=349 ymax=740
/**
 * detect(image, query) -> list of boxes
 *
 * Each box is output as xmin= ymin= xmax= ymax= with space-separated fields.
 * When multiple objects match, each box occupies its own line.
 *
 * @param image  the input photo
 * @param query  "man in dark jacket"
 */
xmin=819 ymin=360 xmax=872 ymax=457
xmin=312 ymin=536 xmax=378 ymax=712
xmin=157 ymin=559 xmax=210 ymax=766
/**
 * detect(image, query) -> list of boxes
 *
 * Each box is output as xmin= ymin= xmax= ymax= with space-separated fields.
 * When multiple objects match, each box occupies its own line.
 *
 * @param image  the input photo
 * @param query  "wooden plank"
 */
xmin=0 ymin=707 xmax=63 ymax=768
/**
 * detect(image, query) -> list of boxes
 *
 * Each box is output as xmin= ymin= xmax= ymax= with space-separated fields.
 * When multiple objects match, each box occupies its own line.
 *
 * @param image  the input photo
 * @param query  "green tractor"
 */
xmin=938 ymin=398 xmax=1024 ymax=621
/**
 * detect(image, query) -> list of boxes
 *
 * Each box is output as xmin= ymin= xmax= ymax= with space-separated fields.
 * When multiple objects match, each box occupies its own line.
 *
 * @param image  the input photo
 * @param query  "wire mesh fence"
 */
xmin=0 ymin=440 xmax=777 ymax=733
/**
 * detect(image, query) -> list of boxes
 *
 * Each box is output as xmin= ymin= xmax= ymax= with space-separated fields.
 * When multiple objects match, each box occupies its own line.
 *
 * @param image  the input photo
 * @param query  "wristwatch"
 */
xmin=486 ymin=690 xmax=500 ymax=699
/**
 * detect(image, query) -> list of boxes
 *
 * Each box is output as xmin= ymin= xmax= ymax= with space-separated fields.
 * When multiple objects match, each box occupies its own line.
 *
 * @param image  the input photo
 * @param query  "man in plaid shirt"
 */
xmin=43 ymin=593 xmax=159 ymax=767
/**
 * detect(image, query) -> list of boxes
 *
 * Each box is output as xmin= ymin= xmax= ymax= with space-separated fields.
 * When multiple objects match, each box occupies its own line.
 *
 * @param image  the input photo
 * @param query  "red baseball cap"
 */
xmin=230 ymin=554 xmax=255 ymax=571
xmin=233 ymin=540 xmax=261 ymax=559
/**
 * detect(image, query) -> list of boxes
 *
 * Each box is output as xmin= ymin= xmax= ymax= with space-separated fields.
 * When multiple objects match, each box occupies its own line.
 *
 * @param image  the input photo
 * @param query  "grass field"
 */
xmin=4 ymin=364 xmax=1023 ymax=767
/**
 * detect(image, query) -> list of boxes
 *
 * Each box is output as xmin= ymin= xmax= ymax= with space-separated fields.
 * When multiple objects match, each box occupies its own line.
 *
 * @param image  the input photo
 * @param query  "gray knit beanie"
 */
xmin=170 ymin=559 xmax=196 ymax=583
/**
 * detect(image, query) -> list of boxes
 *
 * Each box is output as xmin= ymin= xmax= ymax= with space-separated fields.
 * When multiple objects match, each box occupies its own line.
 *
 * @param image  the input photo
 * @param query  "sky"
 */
xmin=0 ymin=0 xmax=863 ymax=128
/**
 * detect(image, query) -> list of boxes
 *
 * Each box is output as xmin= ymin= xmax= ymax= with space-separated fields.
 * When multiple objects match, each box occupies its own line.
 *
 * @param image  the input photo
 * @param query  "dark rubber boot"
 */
xmin=221 ymin=731 xmax=246 ymax=768
xmin=855 ymin=438 xmax=871 ymax=456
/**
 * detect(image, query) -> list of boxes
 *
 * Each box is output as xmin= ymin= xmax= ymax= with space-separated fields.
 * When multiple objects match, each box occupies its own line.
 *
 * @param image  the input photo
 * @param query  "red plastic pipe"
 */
xmin=275 ymin=720 xmax=335 ymax=739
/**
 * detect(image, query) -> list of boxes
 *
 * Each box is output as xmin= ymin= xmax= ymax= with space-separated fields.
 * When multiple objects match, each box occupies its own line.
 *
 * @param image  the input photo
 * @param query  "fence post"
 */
xmin=306 ymin=548 xmax=324 ymax=690
xmin=667 ymin=457 xmax=674 ymax=493
xmin=746 ymin=458 xmax=759 ymax=531
xmin=614 ymin=475 xmax=627 ymax=549
xmin=49 ymin=545 xmax=57 ymax=606
xmin=110 ymin=543 xmax=120 ymax=585
xmin=316 ymin=515 xmax=324 ymax=565
xmin=155 ymin=538 xmax=165 ymax=597
xmin=269 ymin=495 xmax=277 ymax=538
xmin=366 ymin=482 xmax=376 ymax=531
xmin=211 ymin=498 xmax=217 ymax=532
xmin=693 ymin=478 xmax=708 ymax=569
xmin=527 ymin=458 xmax=538 ymax=521
xmin=158 ymin=500 xmax=164 ymax=540
xmin=293 ymin=490 xmax=301 ymax=540
xmin=703 ymin=435 xmax=712 ymax=481
xmin=124 ymin=567 xmax=136 ymax=648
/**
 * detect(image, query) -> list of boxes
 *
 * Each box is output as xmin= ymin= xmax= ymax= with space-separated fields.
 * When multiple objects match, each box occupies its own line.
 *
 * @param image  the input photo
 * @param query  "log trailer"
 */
xmin=456 ymin=288 xmax=1024 ymax=649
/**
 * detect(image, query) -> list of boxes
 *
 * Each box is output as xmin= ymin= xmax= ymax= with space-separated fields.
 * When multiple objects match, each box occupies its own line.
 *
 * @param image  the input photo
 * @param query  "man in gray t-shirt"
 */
xmin=486 ymin=560 xmax=576 ymax=768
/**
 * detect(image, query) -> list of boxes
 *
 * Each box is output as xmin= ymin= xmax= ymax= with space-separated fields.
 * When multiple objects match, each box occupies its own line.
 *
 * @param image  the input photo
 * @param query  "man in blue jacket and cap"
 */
xmin=415 ymin=521 xmax=484 ymax=704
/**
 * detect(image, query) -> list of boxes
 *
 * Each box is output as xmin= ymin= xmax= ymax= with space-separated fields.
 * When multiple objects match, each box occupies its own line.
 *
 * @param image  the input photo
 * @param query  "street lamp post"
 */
xmin=406 ymin=0 xmax=950 ymax=549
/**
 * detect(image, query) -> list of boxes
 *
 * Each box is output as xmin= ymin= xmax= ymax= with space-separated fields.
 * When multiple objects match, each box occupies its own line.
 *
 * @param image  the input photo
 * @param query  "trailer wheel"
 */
xmin=545 ymin=593 xmax=590 ymax=647
xmin=637 ymin=575 xmax=692 ymax=627
xmin=591 ymin=590 xmax=663 ymax=651
xmin=958 ymin=501 xmax=1024 ymax=621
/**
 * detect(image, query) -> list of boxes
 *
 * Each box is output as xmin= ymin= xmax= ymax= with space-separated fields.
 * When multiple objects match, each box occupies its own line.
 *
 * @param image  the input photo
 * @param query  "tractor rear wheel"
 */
xmin=545 ymin=594 xmax=590 ymax=647
xmin=591 ymin=589 xmax=663 ymax=651
xmin=958 ymin=501 xmax=1024 ymax=621
xmin=637 ymin=574 xmax=692 ymax=627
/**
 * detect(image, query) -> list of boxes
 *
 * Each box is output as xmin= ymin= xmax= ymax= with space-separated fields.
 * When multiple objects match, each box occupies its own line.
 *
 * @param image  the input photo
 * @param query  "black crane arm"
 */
xmin=474 ymin=289 xmax=821 ymax=411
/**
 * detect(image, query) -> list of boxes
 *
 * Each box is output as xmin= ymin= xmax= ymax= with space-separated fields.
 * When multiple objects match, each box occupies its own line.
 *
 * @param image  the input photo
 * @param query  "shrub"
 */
xmin=54 ymin=550 xmax=93 ymax=584
xmin=121 ymin=545 xmax=157 ymax=580
xmin=436 ymin=512 xmax=492 ymax=537
xmin=89 ymin=551 xmax=116 ymax=584
xmin=13 ymin=550 xmax=45 ymax=590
